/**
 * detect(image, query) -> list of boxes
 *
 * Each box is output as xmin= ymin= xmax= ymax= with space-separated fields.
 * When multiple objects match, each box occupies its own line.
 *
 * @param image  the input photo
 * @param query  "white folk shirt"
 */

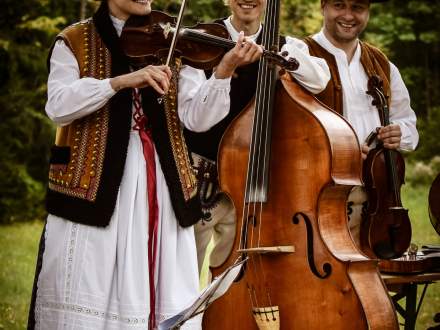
xmin=223 ymin=16 xmax=331 ymax=94
xmin=47 ymin=17 xmax=232 ymax=130
xmin=312 ymin=30 xmax=419 ymax=150
xmin=36 ymin=14 xmax=235 ymax=330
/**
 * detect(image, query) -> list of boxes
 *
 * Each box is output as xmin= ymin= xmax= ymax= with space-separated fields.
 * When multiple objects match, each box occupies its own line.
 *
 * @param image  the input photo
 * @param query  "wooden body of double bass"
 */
xmin=202 ymin=74 xmax=398 ymax=329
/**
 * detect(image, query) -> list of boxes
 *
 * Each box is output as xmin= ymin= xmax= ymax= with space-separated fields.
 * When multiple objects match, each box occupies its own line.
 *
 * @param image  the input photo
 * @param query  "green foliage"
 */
xmin=0 ymin=0 xmax=439 ymax=222
xmin=411 ymin=107 xmax=440 ymax=163
xmin=365 ymin=0 xmax=440 ymax=163
xmin=154 ymin=0 xmax=229 ymax=24
xmin=406 ymin=156 xmax=440 ymax=187
xmin=0 ymin=0 xmax=77 ymax=223
xmin=280 ymin=0 xmax=322 ymax=37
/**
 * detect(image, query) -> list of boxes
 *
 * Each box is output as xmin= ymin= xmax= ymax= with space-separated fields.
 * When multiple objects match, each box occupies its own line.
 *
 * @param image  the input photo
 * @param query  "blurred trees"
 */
xmin=0 ymin=0 xmax=438 ymax=223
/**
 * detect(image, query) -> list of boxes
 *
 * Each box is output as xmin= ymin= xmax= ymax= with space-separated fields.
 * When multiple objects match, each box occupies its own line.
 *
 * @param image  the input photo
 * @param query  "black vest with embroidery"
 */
xmin=45 ymin=2 xmax=202 ymax=227
xmin=184 ymin=20 xmax=286 ymax=161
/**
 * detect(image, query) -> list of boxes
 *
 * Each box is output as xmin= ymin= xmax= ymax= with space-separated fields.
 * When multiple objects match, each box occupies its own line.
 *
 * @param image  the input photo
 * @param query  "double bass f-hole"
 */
xmin=292 ymin=212 xmax=332 ymax=279
xmin=362 ymin=75 xmax=412 ymax=259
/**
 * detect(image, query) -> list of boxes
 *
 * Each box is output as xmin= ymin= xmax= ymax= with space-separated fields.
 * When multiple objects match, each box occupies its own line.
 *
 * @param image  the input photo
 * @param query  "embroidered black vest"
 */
xmin=45 ymin=2 xmax=202 ymax=227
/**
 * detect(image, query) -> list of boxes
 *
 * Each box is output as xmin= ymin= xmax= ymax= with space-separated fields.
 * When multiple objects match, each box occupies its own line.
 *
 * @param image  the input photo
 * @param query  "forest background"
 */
xmin=0 ymin=0 xmax=439 ymax=329
xmin=1 ymin=0 xmax=439 ymax=223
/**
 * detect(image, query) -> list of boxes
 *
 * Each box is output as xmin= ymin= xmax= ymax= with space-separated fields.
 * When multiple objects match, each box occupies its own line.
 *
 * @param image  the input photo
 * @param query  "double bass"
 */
xmin=202 ymin=0 xmax=398 ymax=329
xmin=361 ymin=75 xmax=412 ymax=259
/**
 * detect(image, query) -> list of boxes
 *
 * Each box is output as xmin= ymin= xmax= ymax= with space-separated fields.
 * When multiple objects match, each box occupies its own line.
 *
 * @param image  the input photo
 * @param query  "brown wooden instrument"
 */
xmin=361 ymin=75 xmax=412 ymax=260
xmin=379 ymin=251 xmax=440 ymax=274
xmin=429 ymin=173 xmax=440 ymax=235
xmin=120 ymin=11 xmax=298 ymax=71
xmin=202 ymin=1 xmax=398 ymax=329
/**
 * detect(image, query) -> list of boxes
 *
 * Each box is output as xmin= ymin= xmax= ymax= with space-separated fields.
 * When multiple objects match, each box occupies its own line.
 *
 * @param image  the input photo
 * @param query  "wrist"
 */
xmin=110 ymin=75 xmax=127 ymax=92
xmin=214 ymin=62 xmax=237 ymax=79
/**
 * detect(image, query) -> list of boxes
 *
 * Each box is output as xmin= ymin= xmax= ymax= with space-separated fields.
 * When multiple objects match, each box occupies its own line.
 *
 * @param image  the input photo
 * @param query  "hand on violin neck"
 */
xmin=214 ymin=31 xmax=263 ymax=79
xmin=377 ymin=124 xmax=402 ymax=150
xmin=110 ymin=65 xmax=172 ymax=94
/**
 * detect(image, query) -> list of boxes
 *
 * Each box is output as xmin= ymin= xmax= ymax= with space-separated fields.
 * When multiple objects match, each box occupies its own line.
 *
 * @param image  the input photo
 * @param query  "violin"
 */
xmin=120 ymin=10 xmax=299 ymax=71
xmin=361 ymin=75 xmax=412 ymax=259
xmin=429 ymin=173 xmax=440 ymax=235
xmin=379 ymin=244 xmax=440 ymax=273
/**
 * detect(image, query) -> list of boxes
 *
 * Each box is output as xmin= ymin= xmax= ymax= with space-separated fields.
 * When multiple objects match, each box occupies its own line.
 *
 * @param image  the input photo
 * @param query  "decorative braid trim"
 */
xmin=164 ymin=59 xmax=198 ymax=201
xmin=48 ymin=19 xmax=110 ymax=202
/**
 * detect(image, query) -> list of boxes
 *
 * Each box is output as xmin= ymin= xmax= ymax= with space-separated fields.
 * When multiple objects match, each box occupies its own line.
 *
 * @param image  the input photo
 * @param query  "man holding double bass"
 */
xmin=303 ymin=0 xmax=419 ymax=250
xmin=184 ymin=0 xmax=332 ymax=274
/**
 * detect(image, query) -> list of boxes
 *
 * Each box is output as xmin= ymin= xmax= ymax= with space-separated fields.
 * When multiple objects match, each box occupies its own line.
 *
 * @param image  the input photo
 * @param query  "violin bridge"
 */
xmin=252 ymin=306 xmax=280 ymax=330
xmin=161 ymin=22 xmax=172 ymax=39
xmin=237 ymin=246 xmax=295 ymax=254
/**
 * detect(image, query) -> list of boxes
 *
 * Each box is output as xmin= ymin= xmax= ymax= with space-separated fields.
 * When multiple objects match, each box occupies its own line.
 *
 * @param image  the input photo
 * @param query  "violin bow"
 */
xmin=164 ymin=0 xmax=188 ymax=66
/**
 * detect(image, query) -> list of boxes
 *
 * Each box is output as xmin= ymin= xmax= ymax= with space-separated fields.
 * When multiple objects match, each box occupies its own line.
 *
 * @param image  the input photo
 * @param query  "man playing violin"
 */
xmin=302 ymin=0 xmax=418 ymax=247
xmin=184 ymin=0 xmax=332 ymax=274
xmin=27 ymin=0 xmax=264 ymax=329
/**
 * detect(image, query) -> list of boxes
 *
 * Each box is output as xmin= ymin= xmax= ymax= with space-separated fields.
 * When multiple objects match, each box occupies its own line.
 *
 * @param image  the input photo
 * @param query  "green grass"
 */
xmin=0 ymin=183 xmax=438 ymax=329
xmin=0 ymin=221 xmax=43 ymax=330
xmin=401 ymin=183 xmax=440 ymax=330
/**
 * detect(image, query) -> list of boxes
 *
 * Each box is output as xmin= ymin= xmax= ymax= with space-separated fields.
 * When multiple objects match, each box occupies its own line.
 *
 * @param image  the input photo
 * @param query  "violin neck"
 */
xmin=181 ymin=29 xmax=235 ymax=50
xmin=381 ymin=104 xmax=399 ymax=202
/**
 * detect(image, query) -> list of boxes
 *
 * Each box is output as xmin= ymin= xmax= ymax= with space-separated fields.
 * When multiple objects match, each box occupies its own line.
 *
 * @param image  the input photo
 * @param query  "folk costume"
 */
xmin=303 ymin=30 xmax=419 ymax=246
xmin=184 ymin=16 xmax=332 ymax=272
xmin=29 ymin=3 xmax=234 ymax=329
xmin=304 ymin=31 xmax=418 ymax=149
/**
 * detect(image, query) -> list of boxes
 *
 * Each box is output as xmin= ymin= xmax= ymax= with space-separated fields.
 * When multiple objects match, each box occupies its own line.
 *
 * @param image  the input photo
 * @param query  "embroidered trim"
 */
xmin=48 ymin=19 xmax=110 ymax=202
xmin=65 ymin=223 xmax=78 ymax=303
xmin=37 ymin=301 xmax=148 ymax=325
xmin=164 ymin=59 xmax=198 ymax=201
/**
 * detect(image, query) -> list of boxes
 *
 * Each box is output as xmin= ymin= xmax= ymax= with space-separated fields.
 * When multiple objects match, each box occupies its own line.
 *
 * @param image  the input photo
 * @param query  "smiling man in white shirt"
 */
xmin=303 ymin=0 xmax=418 ymax=249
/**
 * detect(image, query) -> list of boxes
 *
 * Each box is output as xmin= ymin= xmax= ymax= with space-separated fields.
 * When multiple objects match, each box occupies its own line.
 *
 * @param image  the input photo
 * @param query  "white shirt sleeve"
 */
xmin=388 ymin=62 xmax=419 ymax=151
xmin=46 ymin=39 xmax=231 ymax=132
xmin=178 ymin=65 xmax=231 ymax=132
xmin=45 ymin=40 xmax=116 ymax=126
xmin=281 ymin=36 xmax=331 ymax=94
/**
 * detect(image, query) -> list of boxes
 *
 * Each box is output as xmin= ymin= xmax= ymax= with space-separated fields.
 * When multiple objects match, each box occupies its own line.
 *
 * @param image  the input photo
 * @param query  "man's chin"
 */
xmin=336 ymin=31 xmax=359 ymax=43
xmin=238 ymin=14 xmax=259 ymax=25
xmin=136 ymin=5 xmax=152 ymax=16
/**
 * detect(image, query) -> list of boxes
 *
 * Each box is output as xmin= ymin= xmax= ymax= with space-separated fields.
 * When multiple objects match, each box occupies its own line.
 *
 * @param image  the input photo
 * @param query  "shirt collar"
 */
xmin=223 ymin=16 xmax=262 ymax=42
xmin=314 ymin=29 xmax=361 ymax=64
xmin=110 ymin=14 xmax=126 ymax=37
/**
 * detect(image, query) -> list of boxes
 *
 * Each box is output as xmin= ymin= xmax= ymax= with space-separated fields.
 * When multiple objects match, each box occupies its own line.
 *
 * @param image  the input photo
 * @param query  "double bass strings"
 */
xmin=243 ymin=0 xmax=280 ymax=310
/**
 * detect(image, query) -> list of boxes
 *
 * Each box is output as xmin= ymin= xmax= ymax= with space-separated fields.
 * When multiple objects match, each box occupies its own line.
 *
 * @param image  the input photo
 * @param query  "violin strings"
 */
xmin=182 ymin=29 xmax=235 ymax=49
